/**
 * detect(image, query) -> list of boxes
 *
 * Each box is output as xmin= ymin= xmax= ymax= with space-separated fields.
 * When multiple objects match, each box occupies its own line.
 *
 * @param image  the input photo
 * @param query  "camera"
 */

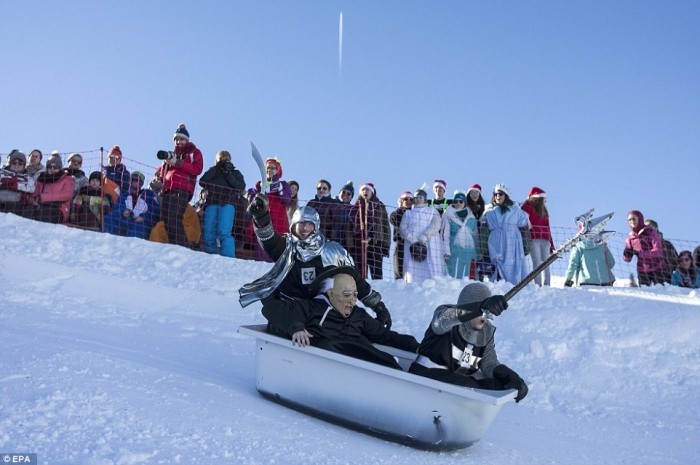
xmin=156 ymin=150 xmax=177 ymax=161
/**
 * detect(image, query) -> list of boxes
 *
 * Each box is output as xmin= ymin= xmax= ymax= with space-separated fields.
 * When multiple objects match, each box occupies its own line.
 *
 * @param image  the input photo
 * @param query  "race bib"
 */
xmin=301 ymin=267 xmax=317 ymax=285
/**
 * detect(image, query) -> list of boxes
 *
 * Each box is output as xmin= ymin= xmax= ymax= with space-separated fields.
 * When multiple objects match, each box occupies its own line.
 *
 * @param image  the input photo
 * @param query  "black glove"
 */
xmin=480 ymin=295 xmax=508 ymax=316
xmin=623 ymin=248 xmax=634 ymax=259
xmin=455 ymin=301 xmax=483 ymax=322
xmin=564 ymin=280 xmax=574 ymax=287
xmin=217 ymin=160 xmax=234 ymax=173
xmin=493 ymin=364 xmax=528 ymax=403
xmin=373 ymin=301 xmax=392 ymax=330
xmin=246 ymin=193 xmax=270 ymax=224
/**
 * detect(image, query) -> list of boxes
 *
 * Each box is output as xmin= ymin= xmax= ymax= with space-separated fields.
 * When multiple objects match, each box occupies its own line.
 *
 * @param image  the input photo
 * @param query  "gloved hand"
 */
xmin=217 ymin=160 xmax=235 ymax=173
xmin=480 ymin=295 xmax=508 ymax=316
xmin=564 ymin=280 xmax=574 ymax=287
xmin=246 ymin=193 xmax=270 ymax=226
xmin=373 ymin=301 xmax=392 ymax=330
xmin=623 ymin=248 xmax=635 ymax=259
xmin=493 ymin=364 xmax=528 ymax=403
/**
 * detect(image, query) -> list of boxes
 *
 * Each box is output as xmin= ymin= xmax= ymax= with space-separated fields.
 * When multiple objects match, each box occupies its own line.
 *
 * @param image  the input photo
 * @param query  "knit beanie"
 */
xmin=89 ymin=171 xmax=102 ymax=182
xmin=338 ymin=180 xmax=354 ymax=197
xmin=9 ymin=150 xmax=26 ymax=165
xmin=108 ymin=145 xmax=122 ymax=162
xmin=46 ymin=157 xmax=63 ymax=170
xmin=131 ymin=171 xmax=146 ymax=186
xmin=453 ymin=191 xmax=467 ymax=203
xmin=173 ymin=123 xmax=190 ymax=140
xmin=494 ymin=183 xmax=510 ymax=197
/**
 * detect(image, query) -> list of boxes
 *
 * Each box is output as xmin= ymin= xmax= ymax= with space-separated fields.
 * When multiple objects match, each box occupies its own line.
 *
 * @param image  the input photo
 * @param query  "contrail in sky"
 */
xmin=339 ymin=11 xmax=343 ymax=80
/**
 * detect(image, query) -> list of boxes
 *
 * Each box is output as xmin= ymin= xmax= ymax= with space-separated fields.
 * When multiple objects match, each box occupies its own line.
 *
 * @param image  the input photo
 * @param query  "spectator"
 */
xmin=0 ymin=151 xmax=35 ymax=215
xmin=26 ymin=149 xmax=44 ymax=176
xmin=249 ymin=157 xmax=291 ymax=260
xmin=408 ymin=281 xmax=528 ymax=402
xmin=564 ymin=236 xmax=616 ymax=287
xmin=350 ymin=182 xmax=390 ymax=280
xmin=261 ymin=265 xmax=418 ymax=369
xmin=481 ymin=184 xmax=530 ymax=285
xmin=466 ymin=184 xmax=485 ymax=220
xmin=670 ymin=250 xmax=700 ymax=288
xmin=71 ymin=171 xmax=113 ymax=229
xmin=65 ymin=153 xmax=88 ymax=197
xmin=399 ymin=186 xmax=445 ymax=283
xmin=155 ymin=123 xmax=204 ymax=248
xmin=240 ymin=200 xmax=392 ymax=329
xmin=622 ymin=210 xmax=665 ymax=286
xmin=694 ymin=246 xmax=700 ymax=271
xmin=644 ymin=219 xmax=678 ymax=284
xmin=198 ymin=150 xmax=246 ymax=258
xmin=390 ymin=191 xmax=413 ymax=280
xmin=103 ymin=145 xmax=131 ymax=193
xmin=307 ymin=178 xmax=340 ymax=242
xmin=286 ymin=180 xmax=300 ymax=223
xmin=333 ymin=180 xmax=355 ymax=249
xmin=466 ymin=183 xmax=490 ymax=281
xmin=442 ymin=191 xmax=479 ymax=279
xmin=23 ymin=157 xmax=74 ymax=223
xmin=429 ymin=179 xmax=452 ymax=216
xmin=521 ymin=187 xmax=555 ymax=286
xmin=104 ymin=171 xmax=160 ymax=239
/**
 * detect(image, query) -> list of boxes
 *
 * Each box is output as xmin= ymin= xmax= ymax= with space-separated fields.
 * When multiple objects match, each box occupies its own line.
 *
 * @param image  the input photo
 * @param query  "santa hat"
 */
xmin=108 ymin=145 xmax=122 ymax=161
xmin=173 ymin=123 xmax=190 ymax=141
xmin=265 ymin=157 xmax=283 ymax=178
xmin=360 ymin=182 xmax=375 ymax=195
xmin=528 ymin=186 xmax=547 ymax=199
xmin=433 ymin=179 xmax=447 ymax=191
xmin=467 ymin=183 xmax=481 ymax=195
xmin=397 ymin=190 xmax=414 ymax=206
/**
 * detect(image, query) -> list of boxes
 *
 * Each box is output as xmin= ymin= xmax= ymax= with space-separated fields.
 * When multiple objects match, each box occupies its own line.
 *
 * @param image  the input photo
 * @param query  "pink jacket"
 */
xmin=34 ymin=174 xmax=75 ymax=223
xmin=624 ymin=228 xmax=664 ymax=273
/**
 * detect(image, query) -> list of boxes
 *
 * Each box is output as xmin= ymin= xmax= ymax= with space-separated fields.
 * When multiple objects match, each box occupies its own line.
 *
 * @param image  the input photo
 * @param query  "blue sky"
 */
xmin=2 ymin=1 xmax=699 ymax=241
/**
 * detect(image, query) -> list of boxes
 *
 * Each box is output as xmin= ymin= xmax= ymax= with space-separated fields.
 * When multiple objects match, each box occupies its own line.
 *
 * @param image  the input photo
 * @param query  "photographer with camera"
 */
xmin=198 ymin=150 xmax=246 ymax=257
xmin=154 ymin=123 xmax=203 ymax=248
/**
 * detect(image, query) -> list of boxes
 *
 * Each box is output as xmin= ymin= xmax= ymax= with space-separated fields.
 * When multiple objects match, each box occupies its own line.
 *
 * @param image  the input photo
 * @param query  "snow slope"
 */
xmin=1 ymin=213 xmax=698 ymax=465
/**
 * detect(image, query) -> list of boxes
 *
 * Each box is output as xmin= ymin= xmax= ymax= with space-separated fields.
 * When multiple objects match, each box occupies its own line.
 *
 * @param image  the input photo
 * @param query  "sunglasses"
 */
xmin=494 ymin=192 xmax=505 ymax=197
xmin=454 ymin=199 xmax=465 ymax=204
xmin=317 ymin=186 xmax=329 ymax=191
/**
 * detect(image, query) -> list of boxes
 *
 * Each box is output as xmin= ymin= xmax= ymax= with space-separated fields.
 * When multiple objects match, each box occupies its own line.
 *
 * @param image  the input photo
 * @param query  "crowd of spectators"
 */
xmin=2 ymin=131 xmax=698 ymax=289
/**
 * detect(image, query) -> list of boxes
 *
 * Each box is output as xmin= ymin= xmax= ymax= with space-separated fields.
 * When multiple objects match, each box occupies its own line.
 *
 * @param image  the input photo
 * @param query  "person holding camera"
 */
xmin=198 ymin=150 xmax=246 ymax=258
xmin=154 ymin=123 xmax=204 ymax=248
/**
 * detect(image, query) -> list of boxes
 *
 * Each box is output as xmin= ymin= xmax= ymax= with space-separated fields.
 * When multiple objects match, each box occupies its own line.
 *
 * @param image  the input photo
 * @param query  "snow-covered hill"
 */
xmin=1 ymin=213 xmax=698 ymax=465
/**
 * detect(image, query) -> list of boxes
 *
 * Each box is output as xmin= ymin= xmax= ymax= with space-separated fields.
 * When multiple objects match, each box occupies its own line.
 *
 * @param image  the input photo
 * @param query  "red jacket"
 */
xmin=521 ymin=201 xmax=554 ymax=249
xmin=156 ymin=142 xmax=203 ymax=195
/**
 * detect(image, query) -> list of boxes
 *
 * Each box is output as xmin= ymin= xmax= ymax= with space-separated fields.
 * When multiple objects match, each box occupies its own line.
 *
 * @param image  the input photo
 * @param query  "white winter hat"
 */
xmin=494 ymin=183 xmax=510 ymax=197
